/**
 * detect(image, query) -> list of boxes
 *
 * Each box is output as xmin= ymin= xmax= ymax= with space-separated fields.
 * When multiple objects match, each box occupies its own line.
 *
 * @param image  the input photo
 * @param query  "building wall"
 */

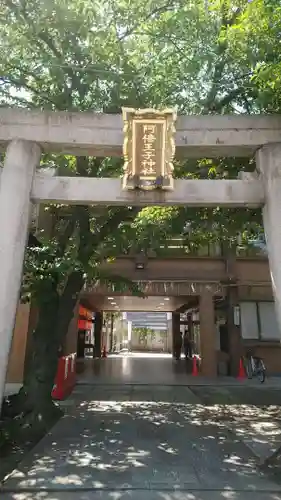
xmin=6 ymin=303 xmax=31 ymax=383
xmin=190 ymin=282 xmax=281 ymax=376
xmin=215 ymin=293 xmax=281 ymax=376
xmin=6 ymin=299 xmax=80 ymax=387
xmin=244 ymin=342 xmax=281 ymax=376
xmin=240 ymin=300 xmax=279 ymax=341
xmin=6 ymin=256 xmax=281 ymax=378
xmin=99 ymin=256 xmax=226 ymax=282
xmin=236 ymin=259 xmax=271 ymax=283
xmin=238 ymin=298 xmax=281 ymax=375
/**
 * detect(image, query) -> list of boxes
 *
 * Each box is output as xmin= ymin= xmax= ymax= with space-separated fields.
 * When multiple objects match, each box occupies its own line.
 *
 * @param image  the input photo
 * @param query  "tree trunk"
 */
xmin=2 ymin=283 xmax=61 ymax=424
xmin=22 ymin=289 xmax=60 ymax=418
xmin=8 ymin=272 xmax=85 ymax=424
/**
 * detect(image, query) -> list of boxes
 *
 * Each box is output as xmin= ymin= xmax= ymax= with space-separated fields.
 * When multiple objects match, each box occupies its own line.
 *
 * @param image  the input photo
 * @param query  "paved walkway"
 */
xmin=2 ymin=354 xmax=281 ymax=499
xmin=76 ymin=352 xmax=281 ymax=387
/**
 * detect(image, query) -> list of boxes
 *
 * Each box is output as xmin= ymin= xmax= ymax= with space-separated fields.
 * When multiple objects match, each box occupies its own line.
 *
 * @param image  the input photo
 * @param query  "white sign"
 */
xmin=233 ymin=306 xmax=240 ymax=326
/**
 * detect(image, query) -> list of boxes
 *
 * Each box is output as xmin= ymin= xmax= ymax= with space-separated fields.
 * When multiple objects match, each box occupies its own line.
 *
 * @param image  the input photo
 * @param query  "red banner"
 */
xmin=79 ymin=306 xmax=92 ymax=320
xmin=78 ymin=319 xmax=92 ymax=330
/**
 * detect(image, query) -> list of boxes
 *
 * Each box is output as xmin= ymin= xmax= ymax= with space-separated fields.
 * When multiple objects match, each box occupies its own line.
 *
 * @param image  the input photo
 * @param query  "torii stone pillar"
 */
xmin=256 ymin=144 xmax=281 ymax=336
xmin=0 ymin=140 xmax=41 ymax=412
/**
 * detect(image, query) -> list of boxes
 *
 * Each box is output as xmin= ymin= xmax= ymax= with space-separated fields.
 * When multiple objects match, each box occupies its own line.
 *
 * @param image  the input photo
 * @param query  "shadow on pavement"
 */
xmin=1 ymin=385 xmax=281 ymax=498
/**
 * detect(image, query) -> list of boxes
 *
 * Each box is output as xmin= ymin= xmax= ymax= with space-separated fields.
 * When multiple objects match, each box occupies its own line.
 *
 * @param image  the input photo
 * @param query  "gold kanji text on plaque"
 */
xmin=122 ymin=108 xmax=176 ymax=190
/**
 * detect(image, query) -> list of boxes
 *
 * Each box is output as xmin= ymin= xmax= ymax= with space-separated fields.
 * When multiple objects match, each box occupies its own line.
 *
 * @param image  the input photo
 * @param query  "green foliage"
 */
xmin=1 ymin=0 xmax=279 ymax=409
xmin=0 ymin=0 xmax=278 ymax=295
xmin=224 ymin=0 xmax=281 ymax=113
xmin=133 ymin=327 xmax=156 ymax=343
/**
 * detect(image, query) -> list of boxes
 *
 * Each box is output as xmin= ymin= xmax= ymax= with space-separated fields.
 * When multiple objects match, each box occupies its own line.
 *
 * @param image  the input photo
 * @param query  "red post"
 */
xmin=192 ymin=355 xmax=199 ymax=376
xmin=52 ymin=353 xmax=77 ymax=400
xmin=237 ymin=357 xmax=246 ymax=379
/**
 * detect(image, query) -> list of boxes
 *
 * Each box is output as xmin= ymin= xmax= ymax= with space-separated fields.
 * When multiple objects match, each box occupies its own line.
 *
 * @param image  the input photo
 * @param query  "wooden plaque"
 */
xmin=122 ymin=108 xmax=176 ymax=190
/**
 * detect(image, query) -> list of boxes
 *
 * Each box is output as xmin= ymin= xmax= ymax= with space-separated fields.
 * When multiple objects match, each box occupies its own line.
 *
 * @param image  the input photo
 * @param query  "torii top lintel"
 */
xmin=1 ymin=108 xmax=281 ymax=158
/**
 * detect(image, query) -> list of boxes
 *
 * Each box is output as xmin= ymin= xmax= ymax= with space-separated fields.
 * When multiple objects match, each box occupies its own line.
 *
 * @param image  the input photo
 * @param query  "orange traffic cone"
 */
xmin=192 ymin=355 xmax=198 ymax=376
xmin=102 ymin=346 xmax=107 ymax=358
xmin=237 ymin=357 xmax=246 ymax=379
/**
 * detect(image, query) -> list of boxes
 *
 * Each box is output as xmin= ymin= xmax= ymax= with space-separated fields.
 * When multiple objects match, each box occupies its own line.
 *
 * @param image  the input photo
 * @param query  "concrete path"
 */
xmin=2 ymin=383 xmax=281 ymax=500
xmin=190 ymin=385 xmax=281 ymax=465
xmin=3 ymin=354 xmax=281 ymax=499
xmin=76 ymin=353 xmax=281 ymax=387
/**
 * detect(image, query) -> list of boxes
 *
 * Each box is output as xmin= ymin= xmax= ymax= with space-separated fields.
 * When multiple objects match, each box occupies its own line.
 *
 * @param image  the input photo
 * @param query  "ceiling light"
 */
xmin=164 ymin=298 xmax=170 ymax=301
xmin=160 ymin=303 xmax=164 ymax=306
xmin=108 ymin=297 xmax=114 ymax=300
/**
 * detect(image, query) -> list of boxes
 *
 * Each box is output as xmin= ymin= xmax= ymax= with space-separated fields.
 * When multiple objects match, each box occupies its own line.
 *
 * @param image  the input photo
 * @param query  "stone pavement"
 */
xmin=3 ymin=354 xmax=281 ymax=499
xmin=76 ymin=353 xmax=281 ymax=387
xmin=2 ymin=491 xmax=281 ymax=500
xmin=189 ymin=385 xmax=281 ymax=465
xmin=2 ymin=383 xmax=281 ymax=500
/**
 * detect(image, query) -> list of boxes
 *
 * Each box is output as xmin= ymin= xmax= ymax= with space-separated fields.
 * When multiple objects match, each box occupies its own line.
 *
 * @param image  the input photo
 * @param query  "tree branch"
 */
xmin=0 ymin=88 xmax=36 ymax=108
xmin=118 ymin=3 xmax=176 ymax=41
xmin=4 ymin=0 xmax=63 ymax=61
xmin=92 ymin=208 xmax=140 ymax=249
xmin=1 ymin=76 xmax=58 ymax=107
xmin=202 ymin=1 xmax=242 ymax=113
xmin=37 ymin=30 xmax=63 ymax=60
xmin=76 ymin=206 xmax=92 ymax=264
xmin=56 ymin=216 xmax=77 ymax=258
xmin=55 ymin=270 xmax=84 ymax=347
xmin=4 ymin=62 xmax=47 ymax=85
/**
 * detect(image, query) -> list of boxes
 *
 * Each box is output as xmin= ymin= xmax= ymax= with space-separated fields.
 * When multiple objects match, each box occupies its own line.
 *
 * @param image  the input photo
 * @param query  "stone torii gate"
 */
xmin=0 ymin=108 xmax=281 ymax=405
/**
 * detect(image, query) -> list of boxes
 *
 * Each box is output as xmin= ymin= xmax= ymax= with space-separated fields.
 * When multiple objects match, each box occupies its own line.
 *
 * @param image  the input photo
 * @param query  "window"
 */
xmin=240 ymin=301 xmax=280 ymax=341
xmin=259 ymin=302 xmax=280 ymax=340
xmin=240 ymin=302 xmax=259 ymax=340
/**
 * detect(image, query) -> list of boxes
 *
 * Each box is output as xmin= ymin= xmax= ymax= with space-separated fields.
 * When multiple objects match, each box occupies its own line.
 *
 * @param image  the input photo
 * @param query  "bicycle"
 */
xmin=244 ymin=352 xmax=266 ymax=383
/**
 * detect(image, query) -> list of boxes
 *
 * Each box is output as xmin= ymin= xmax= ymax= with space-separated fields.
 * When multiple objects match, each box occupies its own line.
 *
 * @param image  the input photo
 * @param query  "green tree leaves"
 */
xmin=0 ymin=0 xmax=277 ymax=289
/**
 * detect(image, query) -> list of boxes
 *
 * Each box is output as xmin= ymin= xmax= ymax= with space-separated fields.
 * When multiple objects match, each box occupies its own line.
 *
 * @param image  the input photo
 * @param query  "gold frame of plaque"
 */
xmin=122 ymin=108 xmax=176 ymax=190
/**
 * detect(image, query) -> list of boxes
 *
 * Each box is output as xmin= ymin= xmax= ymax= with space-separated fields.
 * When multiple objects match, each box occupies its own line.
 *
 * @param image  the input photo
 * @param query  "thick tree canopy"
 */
xmin=0 ymin=0 xmax=279 ymax=417
xmin=0 ymin=0 xmax=278 ymax=300
xmin=1 ymin=0 xmax=275 ymax=256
